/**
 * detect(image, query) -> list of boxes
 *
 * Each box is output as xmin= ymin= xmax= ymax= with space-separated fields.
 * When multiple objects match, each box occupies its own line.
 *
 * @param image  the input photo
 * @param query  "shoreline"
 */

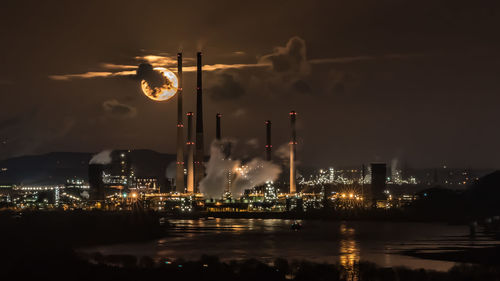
xmin=402 ymin=245 xmax=500 ymax=266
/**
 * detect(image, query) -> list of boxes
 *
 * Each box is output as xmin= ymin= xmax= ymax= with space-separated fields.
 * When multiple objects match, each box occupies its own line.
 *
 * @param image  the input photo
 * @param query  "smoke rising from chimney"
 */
xmin=165 ymin=161 xmax=177 ymax=179
xmin=89 ymin=150 xmax=112 ymax=165
xmin=233 ymin=158 xmax=281 ymax=196
xmin=199 ymin=140 xmax=281 ymax=198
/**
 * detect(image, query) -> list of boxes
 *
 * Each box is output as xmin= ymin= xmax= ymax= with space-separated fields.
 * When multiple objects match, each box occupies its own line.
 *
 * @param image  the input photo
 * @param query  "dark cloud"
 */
xmin=102 ymin=99 xmax=137 ymax=119
xmin=232 ymin=108 xmax=247 ymax=117
xmin=332 ymin=82 xmax=345 ymax=94
xmin=0 ymin=110 xmax=37 ymax=133
xmin=259 ymin=36 xmax=310 ymax=74
xmin=0 ymin=116 xmax=24 ymax=131
xmin=208 ymin=73 xmax=245 ymax=101
xmin=326 ymin=70 xmax=359 ymax=95
xmin=204 ymin=37 xmax=314 ymax=101
xmin=292 ymin=80 xmax=311 ymax=94
xmin=135 ymin=63 xmax=168 ymax=98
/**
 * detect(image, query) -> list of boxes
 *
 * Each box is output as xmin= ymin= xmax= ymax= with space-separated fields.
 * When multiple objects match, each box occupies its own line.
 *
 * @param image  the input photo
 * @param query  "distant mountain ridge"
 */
xmin=0 ymin=150 xmax=176 ymax=185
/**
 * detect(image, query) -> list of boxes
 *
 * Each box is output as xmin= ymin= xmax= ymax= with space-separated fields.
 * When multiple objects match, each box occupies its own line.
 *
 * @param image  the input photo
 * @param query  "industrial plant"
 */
xmin=0 ymin=53 xmax=484 ymax=214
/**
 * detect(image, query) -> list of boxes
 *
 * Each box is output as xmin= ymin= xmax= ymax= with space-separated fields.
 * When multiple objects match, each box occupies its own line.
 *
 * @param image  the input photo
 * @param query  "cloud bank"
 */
xmin=48 ymin=37 xmax=422 ymax=82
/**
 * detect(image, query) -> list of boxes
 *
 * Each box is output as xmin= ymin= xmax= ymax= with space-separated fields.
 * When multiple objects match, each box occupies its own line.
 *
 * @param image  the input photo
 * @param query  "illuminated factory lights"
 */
xmin=264 ymin=181 xmax=277 ymax=202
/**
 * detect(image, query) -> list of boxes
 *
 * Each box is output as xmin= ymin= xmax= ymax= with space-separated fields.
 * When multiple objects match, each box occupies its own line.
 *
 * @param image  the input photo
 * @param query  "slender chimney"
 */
xmin=186 ymin=112 xmax=195 ymax=193
xmin=265 ymin=120 xmax=272 ymax=161
xmin=216 ymin=113 xmax=222 ymax=140
xmin=175 ymin=53 xmax=185 ymax=193
xmin=194 ymin=52 xmax=205 ymax=192
xmin=289 ymin=111 xmax=297 ymax=193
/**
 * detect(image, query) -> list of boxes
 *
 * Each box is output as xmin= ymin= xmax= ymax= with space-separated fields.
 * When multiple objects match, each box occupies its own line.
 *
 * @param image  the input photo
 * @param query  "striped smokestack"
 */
xmin=194 ymin=52 xmax=205 ymax=192
xmin=289 ymin=111 xmax=297 ymax=193
xmin=186 ymin=112 xmax=194 ymax=193
xmin=265 ymin=120 xmax=272 ymax=161
xmin=216 ymin=113 xmax=222 ymax=140
xmin=175 ymin=53 xmax=185 ymax=193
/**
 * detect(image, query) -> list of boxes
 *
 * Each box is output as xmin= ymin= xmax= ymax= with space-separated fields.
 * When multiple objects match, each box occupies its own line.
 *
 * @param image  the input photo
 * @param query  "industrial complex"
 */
xmin=0 ymin=53 xmax=483 ymax=213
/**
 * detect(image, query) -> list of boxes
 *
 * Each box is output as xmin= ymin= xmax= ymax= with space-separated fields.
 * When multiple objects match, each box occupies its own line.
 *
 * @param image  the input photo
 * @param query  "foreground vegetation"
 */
xmin=5 ymin=251 xmax=500 ymax=281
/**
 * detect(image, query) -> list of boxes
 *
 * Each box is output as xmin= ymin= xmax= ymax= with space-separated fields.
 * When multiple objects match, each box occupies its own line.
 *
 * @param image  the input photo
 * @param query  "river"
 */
xmin=86 ymin=219 xmax=499 ymax=273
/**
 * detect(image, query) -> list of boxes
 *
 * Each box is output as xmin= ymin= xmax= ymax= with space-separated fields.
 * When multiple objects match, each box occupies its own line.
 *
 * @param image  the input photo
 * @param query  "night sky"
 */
xmin=1 ymin=0 xmax=499 ymax=169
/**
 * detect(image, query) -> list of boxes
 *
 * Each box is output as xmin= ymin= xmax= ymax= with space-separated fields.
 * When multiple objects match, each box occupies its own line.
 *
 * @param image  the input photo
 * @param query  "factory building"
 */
xmin=370 ymin=163 xmax=387 ymax=205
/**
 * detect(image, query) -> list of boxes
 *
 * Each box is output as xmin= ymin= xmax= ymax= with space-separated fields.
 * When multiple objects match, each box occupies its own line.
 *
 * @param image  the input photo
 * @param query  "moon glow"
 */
xmin=141 ymin=67 xmax=178 ymax=101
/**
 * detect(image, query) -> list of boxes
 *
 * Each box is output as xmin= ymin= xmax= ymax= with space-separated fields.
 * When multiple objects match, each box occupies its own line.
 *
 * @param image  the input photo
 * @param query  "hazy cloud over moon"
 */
xmin=135 ymin=63 xmax=167 ymax=96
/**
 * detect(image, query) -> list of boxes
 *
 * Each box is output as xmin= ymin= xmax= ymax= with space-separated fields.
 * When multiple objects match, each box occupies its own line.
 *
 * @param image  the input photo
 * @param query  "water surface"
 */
xmin=87 ymin=219 xmax=499 ymax=272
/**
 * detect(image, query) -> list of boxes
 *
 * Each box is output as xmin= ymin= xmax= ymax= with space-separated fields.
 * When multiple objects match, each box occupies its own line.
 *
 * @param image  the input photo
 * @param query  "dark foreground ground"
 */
xmin=2 ymin=211 xmax=500 ymax=281
xmin=5 ymin=251 xmax=500 ymax=281
xmin=403 ymin=246 xmax=500 ymax=266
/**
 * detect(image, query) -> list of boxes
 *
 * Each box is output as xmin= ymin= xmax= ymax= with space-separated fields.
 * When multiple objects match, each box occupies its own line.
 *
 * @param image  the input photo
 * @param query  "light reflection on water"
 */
xmin=339 ymin=222 xmax=360 ymax=281
xmin=85 ymin=219 xmax=500 ymax=272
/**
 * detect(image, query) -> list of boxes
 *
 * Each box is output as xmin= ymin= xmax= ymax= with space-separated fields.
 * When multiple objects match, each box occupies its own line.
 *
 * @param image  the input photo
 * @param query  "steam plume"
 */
xmin=165 ymin=161 xmax=177 ymax=179
xmin=89 ymin=150 xmax=112 ymax=165
xmin=199 ymin=140 xmax=281 ymax=198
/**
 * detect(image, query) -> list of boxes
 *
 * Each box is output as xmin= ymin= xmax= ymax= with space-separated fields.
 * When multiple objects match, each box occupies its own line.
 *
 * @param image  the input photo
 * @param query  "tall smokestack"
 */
xmin=186 ymin=112 xmax=195 ymax=193
xmin=289 ymin=111 xmax=297 ymax=194
xmin=265 ymin=120 xmax=272 ymax=161
xmin=194 ymin=52 xmax=205 ymax=192
xmin=176 ymin=53 xmax=185 ymax=193
xmin=216 ymin=113 xmax=221 ymax=140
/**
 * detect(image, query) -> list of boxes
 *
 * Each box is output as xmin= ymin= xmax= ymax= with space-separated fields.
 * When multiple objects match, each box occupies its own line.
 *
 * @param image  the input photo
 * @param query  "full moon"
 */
xmin=141 ymin=67 xmax=178 ymax=101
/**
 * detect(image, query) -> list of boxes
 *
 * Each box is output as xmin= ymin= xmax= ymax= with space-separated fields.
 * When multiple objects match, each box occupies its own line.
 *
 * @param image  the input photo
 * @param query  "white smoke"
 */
xmin=199 ymin=140 xmax=239 ymax=198
xmin=274 ymin=142 xmax=290 ymax=160
xmin=232 ymin=158 xmax=281 ymax=196
xmin=391 ymin=157 xmax=399 ymax=180
xmin=165 ymin=161 xmax=177 ymax=179
xmin=363 ymin=166 xmax=372 ymax=184
xmin=89 ymin=150 xmax=112 ymax=165
xmin=199 ymin=139 xmax=281 ymax=199
xmin=274 ymin=142 xmax=302 ymax=167
xmin=245 ymin=138 xmax=259 ymax=148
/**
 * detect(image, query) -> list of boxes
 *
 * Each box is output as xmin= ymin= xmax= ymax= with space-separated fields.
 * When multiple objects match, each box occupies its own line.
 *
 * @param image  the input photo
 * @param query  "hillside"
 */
xmin=0 ymin=150 xmax=176 ymax=185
